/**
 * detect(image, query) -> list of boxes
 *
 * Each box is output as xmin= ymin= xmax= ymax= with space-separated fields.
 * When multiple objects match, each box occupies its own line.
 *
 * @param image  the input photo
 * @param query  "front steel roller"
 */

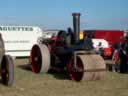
xmin=68 ymin=54 xmax=106 ymax=81
xmin=1 ymin=55 xmax=14 ymax=86
xmin=30 ymin=44 xmax=50 ymax=73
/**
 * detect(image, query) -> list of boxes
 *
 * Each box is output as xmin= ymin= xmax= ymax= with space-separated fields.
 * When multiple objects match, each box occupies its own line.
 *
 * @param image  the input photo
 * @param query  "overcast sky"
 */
xmin=0 ymin=0 xmax=128 ymax=30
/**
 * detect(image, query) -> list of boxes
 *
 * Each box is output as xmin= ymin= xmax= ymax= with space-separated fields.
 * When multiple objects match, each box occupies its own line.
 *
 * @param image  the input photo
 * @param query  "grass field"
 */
xmin=0 ymin=58 xmax=128 ymax=96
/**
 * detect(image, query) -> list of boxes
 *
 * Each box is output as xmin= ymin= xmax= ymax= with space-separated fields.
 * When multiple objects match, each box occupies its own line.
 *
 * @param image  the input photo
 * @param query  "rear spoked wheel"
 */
xmin=30 ymin=44 xmax=50 ymax=73
xmin=1 ymin=55 xmax=14 ymax=86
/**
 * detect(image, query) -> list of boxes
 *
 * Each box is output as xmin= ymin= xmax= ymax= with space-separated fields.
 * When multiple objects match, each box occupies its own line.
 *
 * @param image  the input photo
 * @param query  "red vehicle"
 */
xmin=83 ymin=30 xmax=125 ymax=58
xmin=94 ymin=30 xmax=124 ymax=46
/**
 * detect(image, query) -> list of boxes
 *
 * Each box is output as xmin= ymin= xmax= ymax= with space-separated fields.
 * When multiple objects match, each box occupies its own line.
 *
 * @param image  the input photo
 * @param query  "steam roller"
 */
xmin=30 ymin=13 xmax=106 ymax=81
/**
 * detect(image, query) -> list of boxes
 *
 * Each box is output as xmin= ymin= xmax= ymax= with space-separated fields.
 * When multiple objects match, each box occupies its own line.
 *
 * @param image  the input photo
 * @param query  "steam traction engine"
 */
xmin=0 ymin=34 xmax=14 ymax=86
xmin=30 ymin=13 xmax=106 ymax=81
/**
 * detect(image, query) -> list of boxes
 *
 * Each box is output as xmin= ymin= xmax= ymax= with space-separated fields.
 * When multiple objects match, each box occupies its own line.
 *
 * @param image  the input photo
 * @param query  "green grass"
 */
xmin=0 ymin=58 xmax=128 ymax=96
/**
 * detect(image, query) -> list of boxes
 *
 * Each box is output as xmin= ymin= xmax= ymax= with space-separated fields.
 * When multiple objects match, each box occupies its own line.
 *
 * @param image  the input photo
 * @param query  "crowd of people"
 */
xmin=112 ymin=34 xmax=128 ymax=73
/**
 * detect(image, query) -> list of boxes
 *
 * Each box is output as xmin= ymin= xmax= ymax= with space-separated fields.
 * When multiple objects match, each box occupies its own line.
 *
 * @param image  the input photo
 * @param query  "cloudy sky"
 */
xmin=0 ymin=0 xmax=128 ymax=30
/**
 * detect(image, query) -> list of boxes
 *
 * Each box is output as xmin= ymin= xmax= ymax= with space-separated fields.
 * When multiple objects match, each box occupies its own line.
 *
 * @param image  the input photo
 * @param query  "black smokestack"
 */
xmin=72 ymin=13 xmax=81 ymax=44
